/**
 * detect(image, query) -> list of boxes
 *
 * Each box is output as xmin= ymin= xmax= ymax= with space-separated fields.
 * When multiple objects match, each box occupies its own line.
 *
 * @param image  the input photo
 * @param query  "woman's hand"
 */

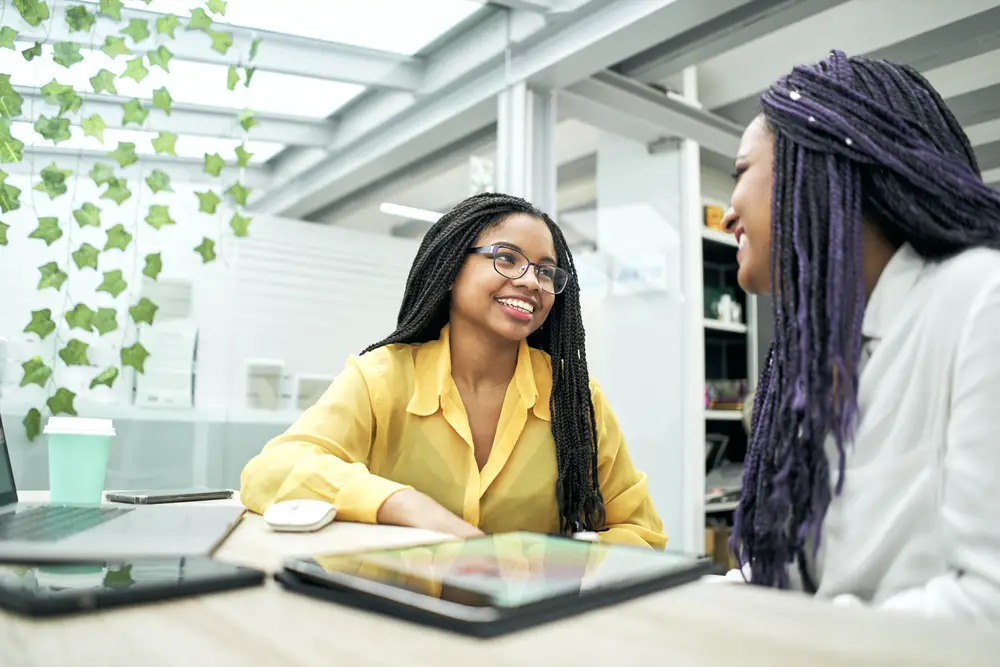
xmin=377 ymin=489 xmax=484 ymax=538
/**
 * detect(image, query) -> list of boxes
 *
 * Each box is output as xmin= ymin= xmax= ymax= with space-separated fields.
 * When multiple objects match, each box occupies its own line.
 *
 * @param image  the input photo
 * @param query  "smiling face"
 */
xmin=722 ymin=114 xmax=775 ymax=294
xmin=449 ymin=212 xmax=558 ymax=343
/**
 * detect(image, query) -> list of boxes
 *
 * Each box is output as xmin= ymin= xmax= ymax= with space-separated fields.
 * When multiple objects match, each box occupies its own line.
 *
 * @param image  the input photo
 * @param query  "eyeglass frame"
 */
xmin=467 ymin=244 xmax=569 ymax=295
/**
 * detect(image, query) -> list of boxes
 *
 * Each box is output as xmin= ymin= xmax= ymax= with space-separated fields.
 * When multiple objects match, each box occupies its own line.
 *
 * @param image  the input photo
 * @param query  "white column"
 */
xmin=496 ymin=81 xmax=557 ymax=213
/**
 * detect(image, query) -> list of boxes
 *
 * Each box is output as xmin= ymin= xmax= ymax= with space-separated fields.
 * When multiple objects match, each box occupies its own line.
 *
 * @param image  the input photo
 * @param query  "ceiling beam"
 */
xmin=12 ymin=1 xmax=424 ymax=91
xmin=563 ymin=71 xmax=742 ymax=157
xmin=615 ymin=0 xmax=852 ymax=84
xmin=254 ymin=0 xmax=773 ymax=218
xmin=16 ymin=88 xmax=335 ymax=147
xmin=12 ymin=147 xmax=272 ymax=188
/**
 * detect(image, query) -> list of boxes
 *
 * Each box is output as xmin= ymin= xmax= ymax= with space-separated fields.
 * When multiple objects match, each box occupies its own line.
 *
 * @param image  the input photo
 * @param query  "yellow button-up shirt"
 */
xmin=240 ymin=326 xmax=666 ymax=549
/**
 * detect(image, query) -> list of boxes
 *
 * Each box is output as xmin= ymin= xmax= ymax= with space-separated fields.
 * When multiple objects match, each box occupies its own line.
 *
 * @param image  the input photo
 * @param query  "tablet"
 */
xmin=0 ymin=557 xmax=265 ymax=617
xmin=278 ymin=532 xmax=712 ymax=637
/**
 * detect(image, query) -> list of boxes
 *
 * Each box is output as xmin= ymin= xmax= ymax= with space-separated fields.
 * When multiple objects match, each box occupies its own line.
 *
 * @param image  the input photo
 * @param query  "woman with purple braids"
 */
xmin=719 ymin=49 xmax=1000 ymax=622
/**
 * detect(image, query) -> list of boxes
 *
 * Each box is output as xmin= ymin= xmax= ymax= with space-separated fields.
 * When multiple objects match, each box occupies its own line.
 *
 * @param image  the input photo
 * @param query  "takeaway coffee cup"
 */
xmin=44 ymin=417 xmax=116 ymax=504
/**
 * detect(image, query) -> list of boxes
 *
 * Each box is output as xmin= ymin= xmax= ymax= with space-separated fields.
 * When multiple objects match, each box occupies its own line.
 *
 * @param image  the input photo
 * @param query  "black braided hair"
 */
xmin=363 ymin=192 xmax=606 ymax=534
xmin=732 ymin=50 xmax=1000 ymax=589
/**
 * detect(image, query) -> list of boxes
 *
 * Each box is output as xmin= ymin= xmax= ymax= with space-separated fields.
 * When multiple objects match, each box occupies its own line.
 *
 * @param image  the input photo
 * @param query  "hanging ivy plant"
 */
xmin=3 ymin=0 xmax=262 ymax=440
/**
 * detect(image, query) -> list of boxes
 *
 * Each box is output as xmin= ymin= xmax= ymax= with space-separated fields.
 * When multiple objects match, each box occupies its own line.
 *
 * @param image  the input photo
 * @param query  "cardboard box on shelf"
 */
xmin=704 ymin=204 xmax=725 ymax=230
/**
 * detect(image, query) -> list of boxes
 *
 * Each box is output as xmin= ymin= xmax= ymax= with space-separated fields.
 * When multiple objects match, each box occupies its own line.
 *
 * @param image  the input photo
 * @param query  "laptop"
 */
xmin=0 ymin=408 xmax=246 ymax=562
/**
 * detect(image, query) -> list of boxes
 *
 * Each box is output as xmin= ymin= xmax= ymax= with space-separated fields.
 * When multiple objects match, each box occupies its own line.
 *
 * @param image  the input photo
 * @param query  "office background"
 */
xmin=1 ymin=0 xmax=998 ymax=556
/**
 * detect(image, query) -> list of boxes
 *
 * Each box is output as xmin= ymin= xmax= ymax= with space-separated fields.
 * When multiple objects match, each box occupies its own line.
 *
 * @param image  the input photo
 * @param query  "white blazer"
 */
xmin=806 ymin=243 xmax=1000 ymax=623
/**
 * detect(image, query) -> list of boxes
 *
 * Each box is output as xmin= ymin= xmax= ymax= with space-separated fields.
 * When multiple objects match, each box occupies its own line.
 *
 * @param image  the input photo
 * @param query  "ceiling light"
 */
xmin=379 ymin=203 xmax=443 ymax=223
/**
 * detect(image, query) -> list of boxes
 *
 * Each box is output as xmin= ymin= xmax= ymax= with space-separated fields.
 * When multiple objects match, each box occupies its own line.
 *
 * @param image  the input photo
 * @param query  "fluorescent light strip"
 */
xmin=380 ymin=203 xmax=443 ymax=223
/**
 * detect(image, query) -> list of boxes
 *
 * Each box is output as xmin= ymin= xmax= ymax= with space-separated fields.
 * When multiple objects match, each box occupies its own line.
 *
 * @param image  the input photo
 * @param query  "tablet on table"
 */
xmin=277 ymin=531 xmax=712 ymax=637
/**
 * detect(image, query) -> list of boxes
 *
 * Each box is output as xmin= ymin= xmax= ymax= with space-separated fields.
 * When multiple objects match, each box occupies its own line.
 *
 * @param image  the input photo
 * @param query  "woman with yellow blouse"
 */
xmin=240 ymin=193 xmax=666 ymax=549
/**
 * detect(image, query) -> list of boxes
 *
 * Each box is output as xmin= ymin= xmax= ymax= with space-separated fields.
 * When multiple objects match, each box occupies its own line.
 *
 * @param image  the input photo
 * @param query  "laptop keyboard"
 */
xmin=0 ymin=505 xmax=133 ymax=542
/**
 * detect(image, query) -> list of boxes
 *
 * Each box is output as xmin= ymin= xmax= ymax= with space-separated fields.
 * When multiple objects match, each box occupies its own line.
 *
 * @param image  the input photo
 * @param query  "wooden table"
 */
xmin=3 ymin=492 xmax=999 ymax=667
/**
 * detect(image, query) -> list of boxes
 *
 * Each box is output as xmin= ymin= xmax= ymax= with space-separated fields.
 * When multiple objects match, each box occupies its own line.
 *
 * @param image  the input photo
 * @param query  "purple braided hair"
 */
xmin=731 ymin=50 xmax=1000 ymax=590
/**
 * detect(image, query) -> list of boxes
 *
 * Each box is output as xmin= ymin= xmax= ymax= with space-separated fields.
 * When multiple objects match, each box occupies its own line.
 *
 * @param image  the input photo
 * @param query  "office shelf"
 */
xmin=704 ymin=319 xmax=748 ymax=334
xmin=705 ymin=409 xmax=742 ymax=421
xmin=701 ymin=227 xmax=737 ymax=247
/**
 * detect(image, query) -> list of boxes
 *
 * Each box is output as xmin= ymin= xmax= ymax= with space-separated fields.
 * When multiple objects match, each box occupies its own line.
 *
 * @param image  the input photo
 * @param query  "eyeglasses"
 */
xmin=468 ymin=244 xmax=569 ymax=295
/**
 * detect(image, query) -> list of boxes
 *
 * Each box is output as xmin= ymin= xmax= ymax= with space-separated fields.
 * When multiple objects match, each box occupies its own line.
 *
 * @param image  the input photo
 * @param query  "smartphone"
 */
xmin=104 ymin=489 xmax=234 ymax=504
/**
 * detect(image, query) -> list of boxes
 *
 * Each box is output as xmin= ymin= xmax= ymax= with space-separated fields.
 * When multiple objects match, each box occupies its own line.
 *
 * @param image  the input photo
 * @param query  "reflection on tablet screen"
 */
xmin=308 ymin=532 xmax=701 ymax=609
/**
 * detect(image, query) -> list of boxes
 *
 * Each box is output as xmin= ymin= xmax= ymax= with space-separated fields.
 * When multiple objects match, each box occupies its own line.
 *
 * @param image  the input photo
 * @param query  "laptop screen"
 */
xmin=0 ymin=411 xmax=17 ymax=505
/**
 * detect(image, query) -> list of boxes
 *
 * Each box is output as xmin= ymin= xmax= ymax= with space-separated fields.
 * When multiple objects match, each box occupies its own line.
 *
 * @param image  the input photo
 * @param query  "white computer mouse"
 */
xmin=263 ymin=499 xmax=337 ymax=532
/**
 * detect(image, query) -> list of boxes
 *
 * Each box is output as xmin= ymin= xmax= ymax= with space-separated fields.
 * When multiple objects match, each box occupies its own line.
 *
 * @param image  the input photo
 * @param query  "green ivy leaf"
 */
xmin=145 ymin=169 xmax=172 ymax=193
xmin=235 ymin=143 xmax=253 ymax=167
xmin=98 ymin=0 xmax=123 ymax=20
xmin=156 ymin=14 xmax=180 ymax=38
xmin=81 ymin=114 xmax=106 ymax=143
xmin=97 ymin=269 xmax=127 ymax=297
xmin=103 ymin=224 xmax=132 ymax=252
xmin=23 ymin=309 xmax=56 ymax=340
xmin=90 ymin=68 xmax=118 ymax=95
xmin=151 ymin=131 xmax=176 ymax=155
xmin=47 ymin=388 xmax=78 ymax=417
xmin=93 ymin=307 xmax=118 ymax=335
xmin=186 ymin=7 xmax=212 ymax=31
xmin=64 ymin=303 xmax=95 ymax=331
xmin=107 ymin=141 xmax=138 ymax=167
xmin=0 ymin=220 xmax=7 ymax=245
xmin=121 ymin=57 xmax=149 ymax=83
xmin=238 ymin=109 xmax=258 ymax=132
xmin=121 ymin=18 xmax=150 ymax=43
xmin=89 ymin=163 xmax=115 ymax=187
xmin=203 ymin=152 xmax=224 ymax=177
xmin=33 ymin=115 xmax=72 ymax=143
xmin=0 ymin=27 xmax=17 ymax=49
xmin=230 ymin=213 xmax=251 ymax=238
xmin=71 ymin=242 xmax=100 ymax=270
xmin=147 ymin=45 xmax=173 ymax=73
xmin=100 ymin=36 xmax=131 ymax=59
xmin=121 ymin=99 xmax=148 ymax=126
xmin=20 ymin=357 xmax=52 ymax=388
xmin=242 ymin=66 xmax=256 ymax=88
xmin=37 ymin=261 xmax=67 ymax=291
xmin=195 ymin=190 xmax=220 ymax=214
xmin=13 ymin=0 xmax=50 ymax=26
xmin=152 ymin=86 xmax=172 ymax=114
xmin=90 ymin=367 xmax=119 ymax=389
xmin=0 ymin=119 xmax=25 ymax=163
xmin=0 ymin=169 xmax=21 ymax=211
xmin=34 ymin=164 xmax=73 ymax=199
xmin=58 ymin=339 xmax=90 ymax=367
xmin=23 ymin=408 xmax=42 ymax=442
xmin=195 ymin=237 xmax=217 ymax=263
xmin=0 ymin=74 xmax=24 ymax=118
xmin=145 ymin=204 xmax=175 ymax=230
xmin=65 ymin=5 xmax=96 ymax=32
xmin=101 ymin=178 xmax=132 ymax=205
xmin=121 ymin=343 xmax=150 ymax=373
xmin=40 ymin=79 xmax=82 ymax=116
xmin=28 ymin=216 xmax=62 ymax=245
xmin=226 ymin=65 xmax=239 ymax=91
xmin=249 ymin=37 xmax=262 ymax=60
xmin=73 ymin=202 xmax=102 ymax=227
xmin=208 ymin=29 xmax=232 ymax=55
xmin=206 ymin=0 xmax=227 ymax=15
xmin=52 ymin=42 xmax=84 ymax=68
xmin=225 ymin=182 xmax=251 ymax=206
xmin=22 ymin=42 xmax=43 ymax=61
xmin=143 ymin=252 xmax=162 ymax=280
xmin=129 ymin=297 xmax=158 ymax=325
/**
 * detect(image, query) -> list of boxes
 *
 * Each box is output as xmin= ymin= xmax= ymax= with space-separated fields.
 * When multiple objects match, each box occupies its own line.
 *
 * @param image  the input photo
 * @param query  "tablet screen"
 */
xmin=0 ymin=557 xmax=254 ymax=598
xmin=292 ymin=532 xmax=707 ymax=609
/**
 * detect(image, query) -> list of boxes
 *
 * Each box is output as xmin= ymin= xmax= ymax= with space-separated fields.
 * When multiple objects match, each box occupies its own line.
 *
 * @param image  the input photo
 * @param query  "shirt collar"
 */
xmin=862 ymin=243 xmax=926 ymax=340
xmin=406 ymin=324 xmax=549 ymax=421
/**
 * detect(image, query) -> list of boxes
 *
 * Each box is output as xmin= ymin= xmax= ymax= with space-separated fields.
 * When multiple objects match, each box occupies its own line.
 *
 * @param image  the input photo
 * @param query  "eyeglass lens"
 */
xmin=492 ymin=246 xmax=568 ymax=294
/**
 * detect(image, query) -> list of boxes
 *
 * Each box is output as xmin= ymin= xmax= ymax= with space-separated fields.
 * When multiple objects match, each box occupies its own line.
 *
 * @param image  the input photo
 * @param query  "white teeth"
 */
xmin=497 ymin=298 xmax=534 ymax=313
xmin=738 ymin=234 xmax=747 ymax=249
